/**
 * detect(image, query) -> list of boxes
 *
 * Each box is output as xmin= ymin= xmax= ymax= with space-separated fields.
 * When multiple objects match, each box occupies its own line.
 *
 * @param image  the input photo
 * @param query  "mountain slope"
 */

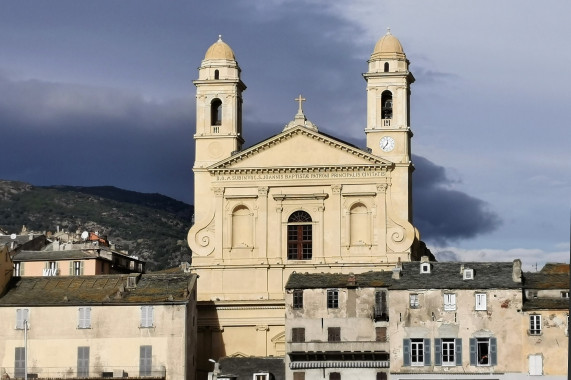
xmin=0 ymin=180 xmax=192 ymax=270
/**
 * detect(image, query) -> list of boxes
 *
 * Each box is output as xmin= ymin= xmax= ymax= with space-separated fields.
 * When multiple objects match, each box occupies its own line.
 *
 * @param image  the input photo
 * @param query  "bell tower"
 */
xmin=193 ymin=35 xmax=246 ymax=170
xmin=364 ymin=29 xmax=415 ymax=221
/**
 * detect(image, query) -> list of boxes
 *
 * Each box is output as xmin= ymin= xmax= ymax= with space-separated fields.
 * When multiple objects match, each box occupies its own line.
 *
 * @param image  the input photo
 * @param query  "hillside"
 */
xmin=0 ymin=180 xmax=193 ymax=270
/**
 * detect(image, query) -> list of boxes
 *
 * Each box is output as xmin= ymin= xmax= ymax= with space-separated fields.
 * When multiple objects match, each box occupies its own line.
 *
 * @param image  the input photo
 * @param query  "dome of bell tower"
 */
xmin=370 ymin=29 xmax=407 ymax=61
xmin=204 ymin=35 xmax=236 ymax=60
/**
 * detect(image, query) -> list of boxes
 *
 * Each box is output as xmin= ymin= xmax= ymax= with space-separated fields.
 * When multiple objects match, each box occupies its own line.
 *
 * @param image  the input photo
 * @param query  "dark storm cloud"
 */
xmin=412 ymin=155 xmax=501 ymax=244
xmin=0 ymin=74 xmax=194 ymax=202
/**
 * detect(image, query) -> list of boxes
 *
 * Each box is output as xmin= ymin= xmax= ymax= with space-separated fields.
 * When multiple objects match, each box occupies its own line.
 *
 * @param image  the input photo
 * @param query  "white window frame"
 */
xmin=13 ymin=262 xmax=21 ymax=276
xmin=420 ymin=263 xmax=430 ymax=274
xmin=561 ymin=291 xmax=569 ymax=299
xmin=463 ymin=268 xmax=473 ymax=280
xmin=253 ymin=373 xmax=269 ymax=380
xmin=78 ymin=307 xmax=91 ymax=329
xmin=475 ymin=293 xmax=487 ymax=310
xmin=441 ymin=338 xmax=455 ymax=366
xmin=16 ymin=308 xmax=29 ymax=329
xmin=444 ymin=293 xmax=456 ymax=311
xmin=476 ymin=338 xmax=491 ymax=366
xmin=410 ymin=339 xmax=424 ymax=366
xmin=410 ymin=293 xmax=419 ymax=308
xmin=140 ymin=306 xmax=154 ymax=328
xmin=529 ymin=314 xmax=541 ymax=335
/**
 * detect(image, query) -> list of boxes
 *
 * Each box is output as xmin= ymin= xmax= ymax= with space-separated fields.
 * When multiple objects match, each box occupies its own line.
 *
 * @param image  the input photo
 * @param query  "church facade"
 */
xmin=187 ymin=31 xmax=419 ymax=373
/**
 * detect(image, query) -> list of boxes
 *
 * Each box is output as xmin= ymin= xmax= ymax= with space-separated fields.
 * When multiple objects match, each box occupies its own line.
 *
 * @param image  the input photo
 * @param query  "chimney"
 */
xmin=347 ymin=273 xmax=356 ymax=287
xmin=512 ymin=259 xmax=522 ymax=283
xmin=392 ymin=259 xmax=402 ymax=279
xmin=421 ymin=255 xmax=429 ymax=263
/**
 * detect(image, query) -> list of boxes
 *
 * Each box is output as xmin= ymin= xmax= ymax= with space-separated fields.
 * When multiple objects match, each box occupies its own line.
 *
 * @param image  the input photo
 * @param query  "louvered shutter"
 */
xmin=434 ymin=338 xmax=442 ymax=366
xmin=403 ymin=339 xmax=411 ymax=366
xmin=455 ymin=338 xmax=462 ymax=366
xmin=424 ymin=338 xmax=431 ymax=365
xmin=490 ymin=338 xmax=497 ymax=366
xmin=469 ymin=338 xmax=477 ymax=366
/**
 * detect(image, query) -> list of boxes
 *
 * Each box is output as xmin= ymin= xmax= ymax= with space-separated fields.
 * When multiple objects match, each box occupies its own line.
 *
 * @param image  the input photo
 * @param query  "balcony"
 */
xmin=288 ymin=340 xmax=389 ymax=353
xmin=5 ymin=366 xmax=166 ymax=379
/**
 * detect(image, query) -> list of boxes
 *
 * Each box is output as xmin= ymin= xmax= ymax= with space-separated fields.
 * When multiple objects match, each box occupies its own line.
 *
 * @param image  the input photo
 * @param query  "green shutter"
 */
xmin=434 ymin=338 xmax=442 ymax=366
xmin=424 ymin=338 xmax=431 ymax=365
xmin=469 ymin=338 xmax=476 ymax=366
xmin=80 ymin=261 xmax=84 ymax=275
xmin=403 ymin=339 xmax=410 ymax=366
xmin=490 ymin=338 xmax=497 ymax=366
xmin=69 ymin=261 xmax=73 ymax=275
xmin=20 ymin=263 xmax=24 ymax=276
xmin=455 ymin=338 xmax=462 ymax=366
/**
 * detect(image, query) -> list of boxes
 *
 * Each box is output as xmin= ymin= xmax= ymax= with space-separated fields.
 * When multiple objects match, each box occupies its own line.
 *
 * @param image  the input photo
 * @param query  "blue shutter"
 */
xmin=455 ymin=338 xmax=462 ymax=366
xmin=469 ymin=338 xmax=476 ymax=366
xmin=490 ymin=338 xmax=497 ymax=366
xmin=403 ymin=339 xmax=411 ymax=366
xmin=424 ymin=338 xmax=431 ymax=366
xmin=434 ymin=338 xmax=441 ymax=366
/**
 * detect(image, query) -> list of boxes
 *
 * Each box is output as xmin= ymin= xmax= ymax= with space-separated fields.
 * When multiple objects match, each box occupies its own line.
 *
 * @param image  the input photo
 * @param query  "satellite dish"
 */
xmin=81 ymin=231 xmax=89 ymax=241
xmin=10 ymin=233 xmax=17 ymax=240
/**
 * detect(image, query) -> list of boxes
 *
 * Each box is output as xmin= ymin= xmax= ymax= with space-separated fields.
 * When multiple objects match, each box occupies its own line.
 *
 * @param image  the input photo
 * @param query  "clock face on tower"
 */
xmin=379 ymin=136 xmax=395 ymax=152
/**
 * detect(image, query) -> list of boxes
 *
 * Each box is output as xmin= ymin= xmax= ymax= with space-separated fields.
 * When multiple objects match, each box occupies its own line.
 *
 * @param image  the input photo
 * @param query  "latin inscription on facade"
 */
xmin=214 ymin=171 xmax=386 ymax=182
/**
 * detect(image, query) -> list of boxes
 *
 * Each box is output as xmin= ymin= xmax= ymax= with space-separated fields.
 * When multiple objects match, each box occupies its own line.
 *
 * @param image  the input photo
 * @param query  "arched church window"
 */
xmin=232 ymin=205 xmax=253 ymax=247
xmin=287 ymin=211 xmax=312 ymax=260
xmin=214 ymin=69 xmax=219 ymax=79
xmin=381 ymin=91 xmax=393 ymax=120
xmin=350 ymin=203 xmax=369 ymax=245
xmin=211 ymin=98 xmax=222 ymax=126
xmin=384 ymin=62 xmax=389 ymax=72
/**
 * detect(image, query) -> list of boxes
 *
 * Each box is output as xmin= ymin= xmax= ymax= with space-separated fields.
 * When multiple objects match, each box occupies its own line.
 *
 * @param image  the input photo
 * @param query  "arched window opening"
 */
xmin=384 ymin=62 xmax=389 ymax=72
xmin=381 ymin=91 xmax=393 ymax=120
xmin=214 ymin=70 xmax=219 ymax=80
xmin=211 ymin=98 xmax=222 ymax=126
xmin=287 ymin=211 xmax=312 ymax=260
xmin=350 ymin=203 xmax=369 ymax=245
xmin=232 ymin=205 xmax=252 ymax=247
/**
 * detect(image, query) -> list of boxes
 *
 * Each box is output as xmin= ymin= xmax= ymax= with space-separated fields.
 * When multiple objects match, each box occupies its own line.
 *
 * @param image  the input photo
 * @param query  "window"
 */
xmin=381 ymin=91 xmax=393 ymax=120
xmin=327 ymin=289 xmax=339 ymax=309
xmin=139 ymin=345 xmax=152 ymax=376
xmin=463 ymin=268 xmax=474 ymax=280
xmin=13 ymin=262 xmax=21 ymax=276
xmin=232 ymin=205 xmax=253 ymax=247
xmin=561 ymin=291 xmax=569 ymax=298
xmin=475 ymin=293 xmax=487 ymax=310
xmin=376 ymin=327 xmax=387 ymax=342
xmin=411 ymin=339 xmax=424 ymax=366
xmin=328 ymin=327 xmax=341 ymax=342
xmin=435 ymin=338 xmax=462 ymax=366
xmin=409 ymin=293 xmax=419 ymax=308
xmin=374 ymin=290 xmax=388 ymax=321
xmin=211 ymin=98 xmax=222 ymax=126
xmin=293 ymin=290 xmax=303 ymax=309
xmin=403 ymin=338 xmax=431 ymax=366
xmin=293 ymin=373 xmax=305 ymax=380
xmin=376 ymin=372 xmax=387 ymax=380
xmin=14 ymin=347 xmax=25 ymax=378
xmin=140 ymin=306 xmax=154 ymax=328
xmin=77 ymin=346 xmax=90 ymax=377
xmin=329 ymin=372 xmax=340 ymax=380
xmin=78 ymin=307 xmax=91 ymax=329
xmin=287 ymin=211 xmax=312 ymax=260
xmin=528 ymin=291 xmax=538 ymax=298
xmin=420 ymin=263 xmax=431 ymax=273
xmin=214 ymin=69 xmax=219 ymax=80
xmin=254 ymin=373 xmax=269 ymax=380
xmin=16 ymin=308 xmax=29 ymax=329
xmin=383 ymin=62 xmax=389 ymax=72
xmin=44 ymin=261 xmax=58 ymax=276
xmin=470 ymin=337 xmax=497 ymax=366
xmin=530 ymin=315 xmax=542 ymax=335
xmin=291 ymin=328 xmax=305 ymax=343
xmin=71 ymin=261 xmax=84 ymax=276
xmin=349 ymin=203 xmax=369 ymax=245
xmin=444 ymin=293 xmax=456 ymax=311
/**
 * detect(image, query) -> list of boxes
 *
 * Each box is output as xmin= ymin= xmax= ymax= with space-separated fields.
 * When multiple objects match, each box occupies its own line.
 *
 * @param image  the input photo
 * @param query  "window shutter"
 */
xmin=455 ymin=338 xmax=462 ymax=366
xmin=16 ymin=309 xmax=22 ymax=329
xmin=381 ymin=291 xmax=387 ymax=316
xmin=490 ymin=338 xmax=497 ymax=366
xmin=424 ymin=338 xmax=431 ymax=365
xmin=434 ymin=338 xmax=442 ymax=366
xmin=80 ymin=261 xmax=84 ymax=275
xmin=403 ymin=339 xmax=411 ymax=366
xmin=69 ymin=261 xmax=73 ymax=275
xmin=20 ymin=263 xmax=24 ymax=276
xmin=376 ymin=327 xmax=387 ymax=342
xmin=469 ymin=338 xmax=476 ymax=366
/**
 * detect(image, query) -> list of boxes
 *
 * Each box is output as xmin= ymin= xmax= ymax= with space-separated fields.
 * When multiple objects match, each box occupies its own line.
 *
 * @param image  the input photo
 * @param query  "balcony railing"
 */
xmin=3 ymin=366 xmax=166 ymax=379
xmin=288 ymin=340 xmax=389 ymax=352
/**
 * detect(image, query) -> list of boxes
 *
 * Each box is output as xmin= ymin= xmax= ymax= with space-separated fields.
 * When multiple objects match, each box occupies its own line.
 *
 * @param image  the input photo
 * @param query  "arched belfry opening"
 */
xmin=211 ymin=98 xmax=222 ymax=126
xmin=214 ymin=69 xmax=219 ymax=79
xmin=381 ymin=90 xmax=393 ymax=120
xmin=384 ymin=62 xmax=389 ymax=72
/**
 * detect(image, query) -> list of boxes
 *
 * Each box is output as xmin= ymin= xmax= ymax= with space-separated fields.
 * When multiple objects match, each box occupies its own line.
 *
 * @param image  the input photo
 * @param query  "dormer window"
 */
xmin=127 ymin=276 xmax=137 ymax=289
xmin=420 ymin=263 xmax=431 ymax=274
xmin=463 ymin=268 xmax=474 ymax=280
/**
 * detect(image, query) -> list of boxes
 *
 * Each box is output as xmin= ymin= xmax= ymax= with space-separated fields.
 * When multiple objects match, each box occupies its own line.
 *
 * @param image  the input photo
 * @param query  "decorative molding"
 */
xmin=331 ymin=184 xmax=342 ymax=194
xmin=224 ymin=194 xmax=258 ymax=199
xmin=212 ymin=187 xmax=225 ymax=197
xmin=273 ymin=193 xmax=328 ymax=201
xmin=216 ymin=305 xmax=285 ymax=311
xmin=342 ymin=192 xmax=377 ymax=197
xmin=377 ymin=183 xmax=389 ymax=193
xmin=258 ymin=186 xmax=269 ymax=196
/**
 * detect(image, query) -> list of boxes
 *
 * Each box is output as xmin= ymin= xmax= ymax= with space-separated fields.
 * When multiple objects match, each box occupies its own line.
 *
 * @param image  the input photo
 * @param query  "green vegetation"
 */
xmin=0 ymin=180 xmax=193 ymax=270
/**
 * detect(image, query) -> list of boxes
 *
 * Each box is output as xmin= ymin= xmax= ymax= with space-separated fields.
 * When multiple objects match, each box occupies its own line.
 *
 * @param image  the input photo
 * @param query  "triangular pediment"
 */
xmin=209 ymin=126 xmax=392 ymax=173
